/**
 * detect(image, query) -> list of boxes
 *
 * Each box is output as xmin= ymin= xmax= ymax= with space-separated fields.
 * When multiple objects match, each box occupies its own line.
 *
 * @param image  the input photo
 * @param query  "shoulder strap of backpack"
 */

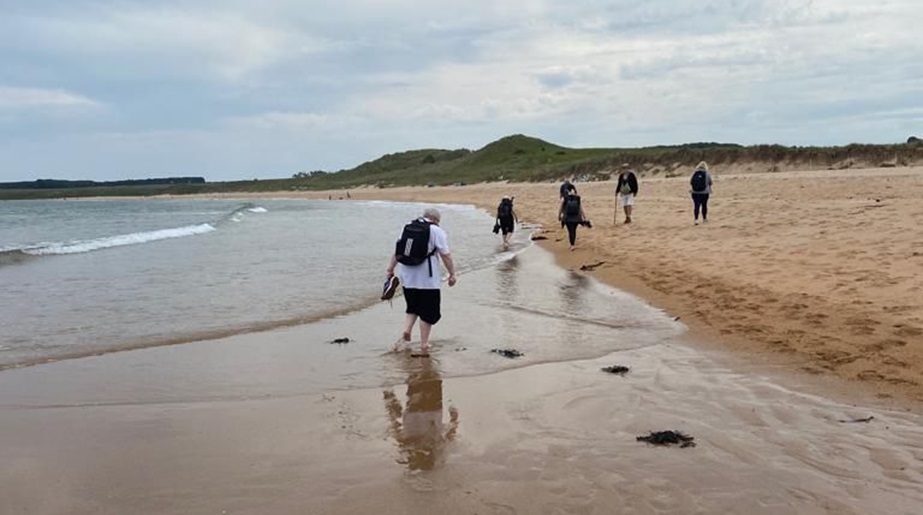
xmin=423 ymin=220 xmax=437 ymax=277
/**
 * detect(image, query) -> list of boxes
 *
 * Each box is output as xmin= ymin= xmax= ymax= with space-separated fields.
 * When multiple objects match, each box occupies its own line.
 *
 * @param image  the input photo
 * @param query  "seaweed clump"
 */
xmin=636 ymin=430 xmax=696 ymax=448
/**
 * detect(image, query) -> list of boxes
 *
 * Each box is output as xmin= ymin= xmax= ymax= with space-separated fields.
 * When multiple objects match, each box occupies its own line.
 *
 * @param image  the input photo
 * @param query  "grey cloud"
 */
xmin=1 ymin=0 xmax=922 ymax=181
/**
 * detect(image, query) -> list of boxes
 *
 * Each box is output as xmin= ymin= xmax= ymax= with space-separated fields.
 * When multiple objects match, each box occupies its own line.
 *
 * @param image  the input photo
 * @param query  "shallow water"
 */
xmin=0 ymin=198 xmax=518 ymax=367
xmin=0 ymin=246 xmax=682 ymax=405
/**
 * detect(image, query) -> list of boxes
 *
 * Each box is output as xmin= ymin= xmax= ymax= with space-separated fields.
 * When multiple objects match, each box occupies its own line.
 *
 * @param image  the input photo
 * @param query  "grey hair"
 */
xmin=423 ymin=208 xmax=441 ymax=223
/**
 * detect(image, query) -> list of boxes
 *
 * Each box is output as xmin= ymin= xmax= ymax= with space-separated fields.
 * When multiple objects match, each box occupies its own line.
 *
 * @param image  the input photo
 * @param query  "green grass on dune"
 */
xmin=2 ymin=134 xmax=921 ymax=200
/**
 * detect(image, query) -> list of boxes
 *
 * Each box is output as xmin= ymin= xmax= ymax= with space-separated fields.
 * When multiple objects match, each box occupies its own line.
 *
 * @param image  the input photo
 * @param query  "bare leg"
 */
xmin=401 ymin=314 xmax=417 ymax=346
xmin=624 ymin=205 xmax=633 ymax=223
xmin=419 ymin=321 xmax=433 ymax=354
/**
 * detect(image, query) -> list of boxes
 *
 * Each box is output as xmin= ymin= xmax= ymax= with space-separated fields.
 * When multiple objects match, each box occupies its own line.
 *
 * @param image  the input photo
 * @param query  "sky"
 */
xmin=1 ymin=0 xmax=921 ymax=182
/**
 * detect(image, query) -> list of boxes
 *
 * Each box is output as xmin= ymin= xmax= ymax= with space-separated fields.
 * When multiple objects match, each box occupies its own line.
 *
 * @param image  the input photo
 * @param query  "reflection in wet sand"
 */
xmin=557 ymin=270 xmax=592 ymax=315
xmin=384 ymin=357 xmax=459 ymax=471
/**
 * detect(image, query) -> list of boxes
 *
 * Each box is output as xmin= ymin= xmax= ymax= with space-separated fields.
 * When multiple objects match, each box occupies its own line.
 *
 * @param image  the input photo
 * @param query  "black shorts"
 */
xmin=403 ymin=288 xmax=442 ymax=325
xmin=499 ymin=216 xmax=514 ymax=235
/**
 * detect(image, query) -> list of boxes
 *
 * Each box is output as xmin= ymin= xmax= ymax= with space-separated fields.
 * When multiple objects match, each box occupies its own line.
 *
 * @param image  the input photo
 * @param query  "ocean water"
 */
xmin=0 ymin=198 xmax=526 ymax=368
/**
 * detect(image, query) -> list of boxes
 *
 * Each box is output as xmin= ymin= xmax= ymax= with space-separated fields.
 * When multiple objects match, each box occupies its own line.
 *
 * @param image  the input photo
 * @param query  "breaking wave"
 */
xmin=1 ymin=203 xmax=266 ymax=266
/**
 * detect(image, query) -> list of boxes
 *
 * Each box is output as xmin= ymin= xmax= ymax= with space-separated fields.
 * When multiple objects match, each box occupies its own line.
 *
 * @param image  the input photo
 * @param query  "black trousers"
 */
xmin=565 ymin=222 xmax=579 ymax=245
xmin=692 ymin=193 xmax=709 ymax=220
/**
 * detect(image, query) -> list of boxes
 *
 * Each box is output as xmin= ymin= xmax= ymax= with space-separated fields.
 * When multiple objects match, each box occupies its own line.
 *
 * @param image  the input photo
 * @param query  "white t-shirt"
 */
xmin=397 ymin=219 xmax=450 ymax=289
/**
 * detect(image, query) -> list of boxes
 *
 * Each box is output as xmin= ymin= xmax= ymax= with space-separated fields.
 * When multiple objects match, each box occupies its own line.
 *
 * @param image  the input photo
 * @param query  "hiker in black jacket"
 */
xmin=558 ymin=192 xmax=588 ymax=251
xmin=495 ymin=196 xmax=518 ymax=248
xmin=615 ymin=164 xmax=639 ymax=224
xmin=559 ymin=180 xmax=576 ymax=199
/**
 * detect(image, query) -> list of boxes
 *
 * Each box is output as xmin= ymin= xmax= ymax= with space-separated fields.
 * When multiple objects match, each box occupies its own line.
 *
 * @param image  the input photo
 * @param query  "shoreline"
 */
xmin=4 ymin=189 xmax=923 ymax=513
xmin=162 ymin=165 xmax=923 ymax=408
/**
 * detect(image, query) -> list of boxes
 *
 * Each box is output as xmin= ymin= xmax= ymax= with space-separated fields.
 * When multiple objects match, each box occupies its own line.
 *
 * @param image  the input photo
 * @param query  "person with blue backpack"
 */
xmin=690 ymin=161 xmax=714 ymax=225
xmin=385 ymin=208 xmax=457 ymax=356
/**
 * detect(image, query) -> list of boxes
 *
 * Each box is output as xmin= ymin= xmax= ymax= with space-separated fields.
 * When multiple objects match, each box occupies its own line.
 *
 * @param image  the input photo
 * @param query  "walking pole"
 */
xmin=613 ymin=195 xmax=618 ymax=226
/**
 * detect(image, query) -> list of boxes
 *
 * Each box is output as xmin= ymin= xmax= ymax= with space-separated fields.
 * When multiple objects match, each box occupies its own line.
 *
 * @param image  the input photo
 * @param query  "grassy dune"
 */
xmin=2 ymin=134 xmax=921 ymax=199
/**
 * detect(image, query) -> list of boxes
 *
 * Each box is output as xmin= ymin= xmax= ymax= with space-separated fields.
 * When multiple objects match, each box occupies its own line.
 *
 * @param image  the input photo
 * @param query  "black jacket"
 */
xmin=615 ymin=172 xmax=638 ymax=196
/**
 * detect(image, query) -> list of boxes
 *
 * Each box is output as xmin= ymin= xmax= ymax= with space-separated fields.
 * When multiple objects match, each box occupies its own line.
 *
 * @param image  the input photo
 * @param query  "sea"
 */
xmin=0 ymin=197 xmax=683 ymax=396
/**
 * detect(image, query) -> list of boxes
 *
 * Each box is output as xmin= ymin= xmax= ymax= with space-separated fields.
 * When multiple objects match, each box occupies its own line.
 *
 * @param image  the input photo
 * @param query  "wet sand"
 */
xmin=3 ymin=336 xmax=922 ymax=514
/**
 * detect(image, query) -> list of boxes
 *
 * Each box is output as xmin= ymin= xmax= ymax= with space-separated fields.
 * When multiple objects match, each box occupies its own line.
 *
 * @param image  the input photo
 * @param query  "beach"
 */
xmin=3 ymin=166 xmax=923 ymax=514
xmin=329 ymin=165 xmax=923 ymax=405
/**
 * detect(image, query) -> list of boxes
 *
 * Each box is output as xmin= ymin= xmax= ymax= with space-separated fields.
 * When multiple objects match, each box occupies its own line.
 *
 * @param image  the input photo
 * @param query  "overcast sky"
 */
xmin=1 ymin=0 xmax=921 ymax=181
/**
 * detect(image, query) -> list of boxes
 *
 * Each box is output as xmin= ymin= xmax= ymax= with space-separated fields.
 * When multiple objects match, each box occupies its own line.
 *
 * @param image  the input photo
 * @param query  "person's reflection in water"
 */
xmin=495 ymin=255 xmax=520 ymax=301
xmin=383 ymin=358 xmax=459 ymax=471
xmin=558 ymin=271 xmax=591 ymax=315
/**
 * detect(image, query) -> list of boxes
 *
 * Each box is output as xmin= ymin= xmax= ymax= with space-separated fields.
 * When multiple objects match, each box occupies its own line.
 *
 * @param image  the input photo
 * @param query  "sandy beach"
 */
xmin=315 ymin=165 xmax=923 ymax=406
xmin=4 ymin=166 xmax=923 ymax=514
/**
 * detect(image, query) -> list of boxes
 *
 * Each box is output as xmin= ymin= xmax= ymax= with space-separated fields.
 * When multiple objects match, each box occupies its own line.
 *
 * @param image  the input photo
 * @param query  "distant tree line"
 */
xmin=0 ymin=177 xmax=206 ymax=190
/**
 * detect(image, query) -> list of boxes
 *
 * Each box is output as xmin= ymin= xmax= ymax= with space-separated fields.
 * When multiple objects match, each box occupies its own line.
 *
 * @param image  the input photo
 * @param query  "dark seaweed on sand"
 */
xmin=636 ymin=430 xmax=696 ymax=448
xmin=490 ymin=349 xmax=523 ymax=359
xmin=579 ymin=261 xmax=606 ymax=271
xmin=601 ymin=365 xmax=630 ymax=375
xmin=839 ymin=416 xmax=874 ymax=423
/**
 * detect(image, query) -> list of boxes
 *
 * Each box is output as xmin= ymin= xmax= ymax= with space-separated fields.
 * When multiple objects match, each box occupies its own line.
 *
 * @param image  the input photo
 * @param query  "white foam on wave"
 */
xmin=24 ymin=223 xmax=216 ymax=256
xmin=247 ymin=207 xmax=268 ymax=213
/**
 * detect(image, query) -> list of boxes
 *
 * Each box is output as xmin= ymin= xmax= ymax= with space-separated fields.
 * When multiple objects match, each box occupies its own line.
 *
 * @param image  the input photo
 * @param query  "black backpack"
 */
xmin=564 ymin=195 xmax=581 ymax=217
xmin=497 ymin=198 xmax=513 ymax=218
xmin=395 ymin=218 xmax=436 ymax=275
xmin=691 ymin=170 xmax=708 ymax=192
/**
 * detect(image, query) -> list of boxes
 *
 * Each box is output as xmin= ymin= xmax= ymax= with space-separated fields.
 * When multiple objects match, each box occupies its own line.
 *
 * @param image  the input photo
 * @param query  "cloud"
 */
xmin=1 ymin=0 xmax=922 ymax=181
xmin=6 ymin=6 xmax=310 ymax=82
xmin=0 ymin=87 xmax=100 ymax=110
